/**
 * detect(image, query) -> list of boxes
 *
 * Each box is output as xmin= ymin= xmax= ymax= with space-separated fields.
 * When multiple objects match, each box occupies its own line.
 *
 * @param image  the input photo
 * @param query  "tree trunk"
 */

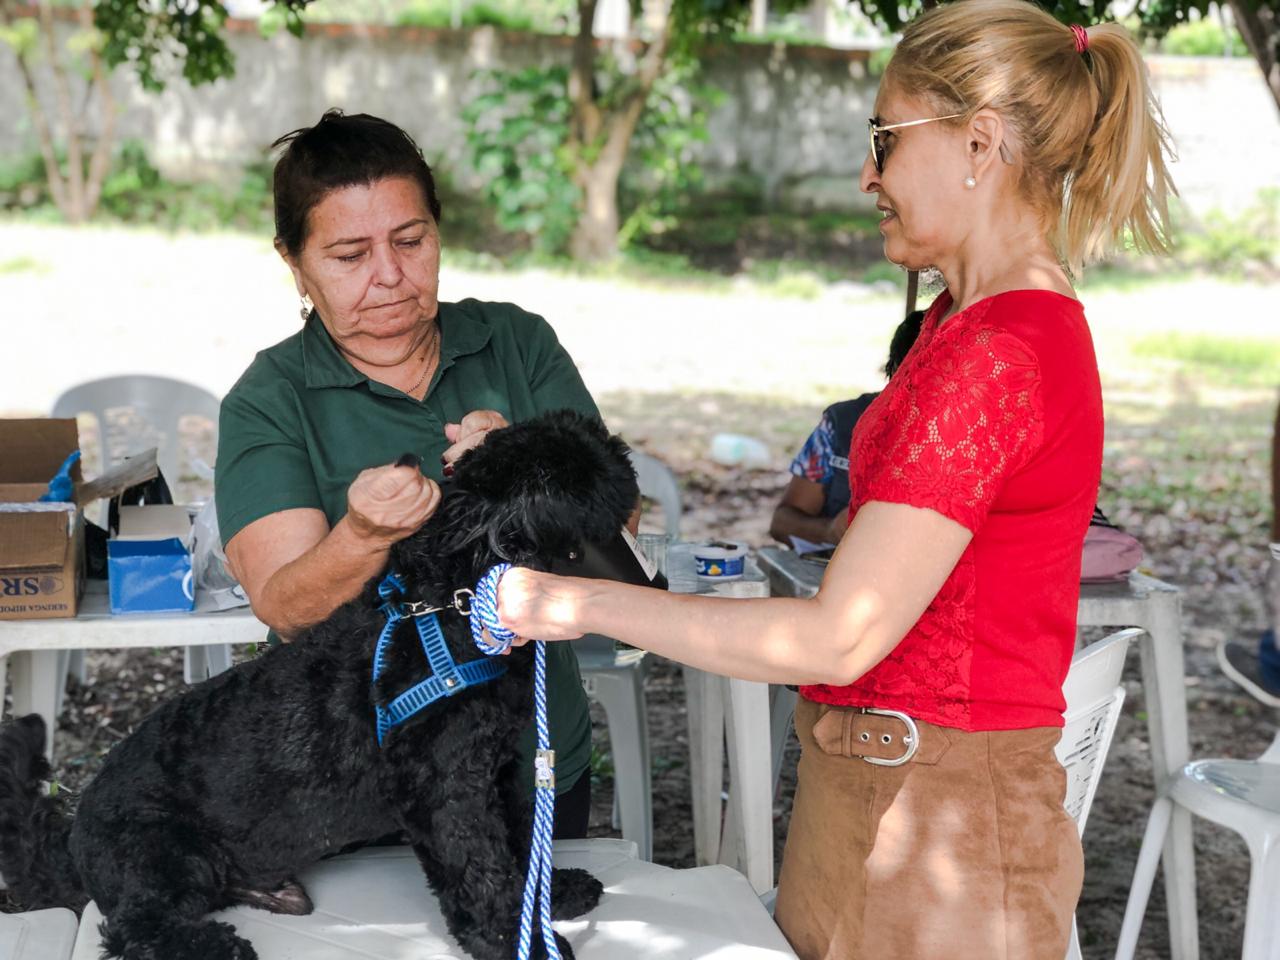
xmin=2 ymin=0 xmax=118 ymax=222
xmin=37 ymin=0 xmax=86 ymax=222
xmin=571 ymin=161 xmax=623 ymax=261
xmin=566 ymin=0 xmax=674 ymax=262
xmin=80 ymin=3 xmax=117 ymax=217
xmin=1228 ymin=0 xmax=1280 ymax=113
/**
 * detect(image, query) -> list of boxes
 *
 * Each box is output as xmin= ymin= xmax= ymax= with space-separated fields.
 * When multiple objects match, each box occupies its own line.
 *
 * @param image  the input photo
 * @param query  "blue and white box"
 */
xmin=107 ymin=505 xmax=194 ymax=614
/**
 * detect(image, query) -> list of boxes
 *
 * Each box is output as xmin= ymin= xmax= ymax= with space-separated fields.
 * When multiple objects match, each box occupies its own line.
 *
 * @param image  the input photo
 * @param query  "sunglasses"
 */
xmin=867 ymin=113 xmax=965 ymax=174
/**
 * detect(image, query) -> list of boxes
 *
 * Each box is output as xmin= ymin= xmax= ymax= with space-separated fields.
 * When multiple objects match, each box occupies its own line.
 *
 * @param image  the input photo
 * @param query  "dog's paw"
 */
xmin=550 ymin=867 xmax=603 ymax=920
xmin=109 ymin=919 xmax=258 ymax=960
xmin=163 ymin=920 xmax=258 ymax=960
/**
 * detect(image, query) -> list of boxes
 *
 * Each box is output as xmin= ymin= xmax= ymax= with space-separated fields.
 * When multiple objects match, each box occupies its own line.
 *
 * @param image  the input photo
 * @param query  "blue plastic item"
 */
xmin=107 ymin=538 xmax=194 ymax=614
xmin=38 ymin=450 xmax=81 ymax=503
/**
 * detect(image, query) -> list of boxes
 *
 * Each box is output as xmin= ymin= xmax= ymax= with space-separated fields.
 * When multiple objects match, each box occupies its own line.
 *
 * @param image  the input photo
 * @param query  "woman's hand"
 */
xmin=442 ymin=410 xmax=509 ymax=473
xmin=346 ymin=462 xmax=442 ymax=550
xmin=494 ymin=567 xmax=592 ymax=644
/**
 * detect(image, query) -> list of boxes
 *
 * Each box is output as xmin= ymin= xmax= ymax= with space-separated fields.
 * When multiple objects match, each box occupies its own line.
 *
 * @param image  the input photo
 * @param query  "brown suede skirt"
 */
xmin=773 ymin=697 xmax=1083 ymax=960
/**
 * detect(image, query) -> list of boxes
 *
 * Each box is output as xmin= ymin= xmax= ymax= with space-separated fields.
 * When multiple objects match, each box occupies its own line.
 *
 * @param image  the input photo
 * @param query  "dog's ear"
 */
xmin=453 ymin=410 xmax=639 ymax=549
xmin=394 ymin=411 xmax=641 ymax=583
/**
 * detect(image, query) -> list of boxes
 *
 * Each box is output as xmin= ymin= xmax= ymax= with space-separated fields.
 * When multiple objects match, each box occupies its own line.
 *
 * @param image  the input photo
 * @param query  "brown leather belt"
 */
xmin=811 ymin=705 xmax=949 ymax=766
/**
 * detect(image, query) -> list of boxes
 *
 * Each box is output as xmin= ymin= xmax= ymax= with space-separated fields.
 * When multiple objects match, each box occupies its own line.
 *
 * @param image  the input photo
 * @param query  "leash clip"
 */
xmin=399 ymin=589 xmax=475 ymax=619
xmin=452 ymin=588 xmax=475 ymax=617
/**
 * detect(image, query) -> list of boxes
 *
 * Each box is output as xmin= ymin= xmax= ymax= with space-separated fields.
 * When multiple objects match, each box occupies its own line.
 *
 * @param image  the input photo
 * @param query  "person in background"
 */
xmin=1218 ymin=395 xmax=1280 ymax=704
xmin=770 ymin=311 xmax=923 ymax=548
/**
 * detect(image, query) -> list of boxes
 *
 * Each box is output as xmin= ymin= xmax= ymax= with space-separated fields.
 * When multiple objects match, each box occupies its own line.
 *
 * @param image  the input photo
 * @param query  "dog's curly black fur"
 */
xmin=0 ymin=409 xmax=639 ymax=960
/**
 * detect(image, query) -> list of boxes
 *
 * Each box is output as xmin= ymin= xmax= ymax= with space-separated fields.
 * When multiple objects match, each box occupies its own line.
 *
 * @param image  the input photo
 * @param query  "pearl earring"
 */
xmin=299 ymin=294 xmax=314 ymax=322
xmin=963 ymin=177 xmax=977 ymax=190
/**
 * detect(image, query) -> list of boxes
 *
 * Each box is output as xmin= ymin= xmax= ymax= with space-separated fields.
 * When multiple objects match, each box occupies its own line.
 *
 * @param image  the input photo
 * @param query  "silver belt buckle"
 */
xmin=858 ymin=707 xmax=920 ymax=766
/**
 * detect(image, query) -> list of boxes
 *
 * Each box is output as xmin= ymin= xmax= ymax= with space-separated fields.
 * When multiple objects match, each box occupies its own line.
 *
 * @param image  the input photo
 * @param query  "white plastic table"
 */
xmin=71 ymin=840 xmax=797 ymax=959
xmin=0 ymin=580 xmax=266 ymax=759
xmin=756 ymin=545 xmax=1199 ymax=960
xmin=665 ymin=544 xmax=775 ymax=894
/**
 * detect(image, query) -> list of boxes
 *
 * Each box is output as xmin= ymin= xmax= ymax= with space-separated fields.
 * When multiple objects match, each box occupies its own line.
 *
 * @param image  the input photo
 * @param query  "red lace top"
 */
xmin=801 ymin=289 xmax=1103 ymax=731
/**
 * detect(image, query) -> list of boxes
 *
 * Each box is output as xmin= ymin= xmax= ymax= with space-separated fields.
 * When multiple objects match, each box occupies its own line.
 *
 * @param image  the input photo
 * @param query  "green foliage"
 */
xmin=1130 ymin=332 xmax=1280 ymax=383
xmin=0 ymin=141 xmax=275 ymax=233
xmin=93 ymin=0 xmax=308 ymax=91
xmin=867 ymin=45 xmax=895 ymax=77
xmin=0 ymin=255 xmax=48 ymax=275
xmin=0 ymin=151 xmax=50 ymax=203
xmin=96 ymin=143 xmax=275 ymax=231
xmin=0 ymin=16 xmax=40 ymax=59
xmin=462 ymin=66 xmax=580 ymax=253
xmin=1175 ymin=189 xmax=1280 ymax=276
xmin=461 ymin=57 xmax=720 ymax=255
xmin=396 ymin=0 xmax=535 ymax=30
xmin=618 ymin=61 xmax=721 ymax=248
xmin=1162 ymin=17 xmax=1248 ymax=56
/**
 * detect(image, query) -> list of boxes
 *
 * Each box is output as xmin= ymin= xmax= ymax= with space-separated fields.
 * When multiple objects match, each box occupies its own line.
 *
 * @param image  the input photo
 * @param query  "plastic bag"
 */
xmin=188 ymin=497 xmax=249 ymax=610
xmin=1080 ymin=506 xmax=1143 ymax=583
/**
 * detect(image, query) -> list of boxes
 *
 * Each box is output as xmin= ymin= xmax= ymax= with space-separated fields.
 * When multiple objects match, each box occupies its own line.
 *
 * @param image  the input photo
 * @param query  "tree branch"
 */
xmin=37 ymin=0 xmax=85 ymax=220
xmin=80 ymin=3 xmax=115 ymax=216
xmin=1228 ymin=0 xmax=1280 ymax=114
xmin=0 ymin=1 xmax=69 ymax=214
xmin=569 ymin=0 xmax=603 ymax=150
xmin=601 ymin=0 xmax=674 ymax=171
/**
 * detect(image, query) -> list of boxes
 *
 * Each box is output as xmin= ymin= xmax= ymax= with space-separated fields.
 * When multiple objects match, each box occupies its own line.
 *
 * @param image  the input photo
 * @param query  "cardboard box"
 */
xmin=107 ymin=504 xmax=194 ymax=614
xmin=0 ymin=419 xmax=161 ymax=621
xmin=0 ymin=419 xmax=85 ymax=620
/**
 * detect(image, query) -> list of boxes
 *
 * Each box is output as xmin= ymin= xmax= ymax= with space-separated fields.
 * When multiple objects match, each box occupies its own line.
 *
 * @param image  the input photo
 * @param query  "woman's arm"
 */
xmin=498 ymin=500 xmax=971 ymax=686
xmin=226 ymin=463 xmax=441 ymax=639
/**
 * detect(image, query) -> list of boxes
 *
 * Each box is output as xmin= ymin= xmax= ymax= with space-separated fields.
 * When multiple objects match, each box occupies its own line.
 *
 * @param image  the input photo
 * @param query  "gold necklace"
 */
xmin=406 ymin=323 xmax=441 ymax=395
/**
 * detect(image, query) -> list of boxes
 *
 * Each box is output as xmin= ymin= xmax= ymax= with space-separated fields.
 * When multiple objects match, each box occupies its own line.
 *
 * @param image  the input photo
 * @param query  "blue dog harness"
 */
xmin=372 ymin=571 xmax=507 ymax=746
xmin=375 ymin=565 xmax=562 ymax=960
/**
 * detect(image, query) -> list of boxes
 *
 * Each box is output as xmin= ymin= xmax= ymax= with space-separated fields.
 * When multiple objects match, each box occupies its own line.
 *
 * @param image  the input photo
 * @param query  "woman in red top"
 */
xmin=495 ymin=1 xmax=1175 ymax=956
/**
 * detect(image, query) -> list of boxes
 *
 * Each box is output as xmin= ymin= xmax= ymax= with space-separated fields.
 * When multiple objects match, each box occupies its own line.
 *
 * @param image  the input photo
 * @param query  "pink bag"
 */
xmin=1081 ymin=516 xmax=1143 ymax=583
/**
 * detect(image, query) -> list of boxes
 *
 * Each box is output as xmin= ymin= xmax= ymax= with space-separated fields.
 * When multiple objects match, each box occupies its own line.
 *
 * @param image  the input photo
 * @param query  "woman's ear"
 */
xmin=967 ymin=109 xmax=1007 ymax=183
xmin=275 ymin=238 xmax=308 ymax=298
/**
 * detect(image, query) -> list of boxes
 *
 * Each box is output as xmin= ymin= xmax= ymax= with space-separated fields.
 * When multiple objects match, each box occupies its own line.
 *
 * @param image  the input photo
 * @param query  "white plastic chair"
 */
xmin=51 ymin=376 xmax=233 ymax=689
xmin=0 ymin=907 xmax=79 ymax=960
xmin=757 ymin=625 xmax=1141 ymax=958
xmin=572 ymin=450 xmax=681 ymax=861
xmin=1115 ymin=732 xmax=1280 ymax=960
xmin=1057 ymin=627 xmax=1142 ymax=960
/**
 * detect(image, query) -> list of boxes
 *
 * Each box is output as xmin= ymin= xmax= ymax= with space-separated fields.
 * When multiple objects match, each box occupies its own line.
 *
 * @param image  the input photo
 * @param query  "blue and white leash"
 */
xmin=471 ymin=564 xmax=562 ymax=960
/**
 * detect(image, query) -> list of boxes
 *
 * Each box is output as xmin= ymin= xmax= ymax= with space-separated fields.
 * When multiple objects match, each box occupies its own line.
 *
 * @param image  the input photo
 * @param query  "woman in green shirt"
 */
xmin=215 ymin=110 xmax=600 ymax=837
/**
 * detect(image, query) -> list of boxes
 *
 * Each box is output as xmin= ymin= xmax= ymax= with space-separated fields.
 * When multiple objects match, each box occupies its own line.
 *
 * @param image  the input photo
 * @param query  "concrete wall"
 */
xmin=2 ymin=20 xmax=1277 ymax=216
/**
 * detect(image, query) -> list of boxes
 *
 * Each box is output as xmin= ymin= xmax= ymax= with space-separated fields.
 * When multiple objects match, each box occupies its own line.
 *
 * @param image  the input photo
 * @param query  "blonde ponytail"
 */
xmin=885 ymin=0 xmax=1177 ymax=274
xmin=1063 ymin=22 xmax=1176 ymax=271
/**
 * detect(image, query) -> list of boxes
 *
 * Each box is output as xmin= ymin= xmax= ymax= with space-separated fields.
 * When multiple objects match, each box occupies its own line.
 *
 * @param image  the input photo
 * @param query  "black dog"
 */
xmin=0 ymin=410 xmax=648 ymax=960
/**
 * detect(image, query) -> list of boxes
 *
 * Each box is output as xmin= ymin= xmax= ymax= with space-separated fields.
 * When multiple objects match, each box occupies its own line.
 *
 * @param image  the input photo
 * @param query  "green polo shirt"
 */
xmin=215 ymin=298 xmax=597 ymax=797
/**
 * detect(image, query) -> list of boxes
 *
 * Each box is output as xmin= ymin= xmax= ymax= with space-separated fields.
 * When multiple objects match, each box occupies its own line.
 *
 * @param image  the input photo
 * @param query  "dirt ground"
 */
xmin=3 ymin=387 xmax=1276 ymax=960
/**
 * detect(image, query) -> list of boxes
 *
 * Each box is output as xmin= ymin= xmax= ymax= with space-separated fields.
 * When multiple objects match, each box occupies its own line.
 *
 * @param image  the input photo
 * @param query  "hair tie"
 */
xmin=1070 ymin=24 xmax=1089 ymax=54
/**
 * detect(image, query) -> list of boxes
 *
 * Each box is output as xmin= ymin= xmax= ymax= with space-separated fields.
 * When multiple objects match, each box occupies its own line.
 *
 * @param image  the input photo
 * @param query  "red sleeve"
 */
xmin=856 ymin=325 xmax=1045 ymax=532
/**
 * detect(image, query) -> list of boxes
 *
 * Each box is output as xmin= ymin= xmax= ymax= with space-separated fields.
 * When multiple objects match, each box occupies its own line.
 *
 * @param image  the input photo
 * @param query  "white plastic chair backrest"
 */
xmin=51 ymin=375 xmax=221 ymax=493
xmin=1056 ymin=628 xmax=1142 ymax=835
xmin=1259 ymin=730 xmax=1280 ymax=765
xmin=629 ymin=450 xmax=682 ymax=539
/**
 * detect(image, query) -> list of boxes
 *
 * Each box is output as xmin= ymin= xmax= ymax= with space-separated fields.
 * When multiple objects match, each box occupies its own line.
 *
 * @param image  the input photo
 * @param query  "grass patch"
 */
xmin=0 ymin=254 xmax=47 ymax=274
xmin=1130 ymin=332 xmax=1280 ymax=385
